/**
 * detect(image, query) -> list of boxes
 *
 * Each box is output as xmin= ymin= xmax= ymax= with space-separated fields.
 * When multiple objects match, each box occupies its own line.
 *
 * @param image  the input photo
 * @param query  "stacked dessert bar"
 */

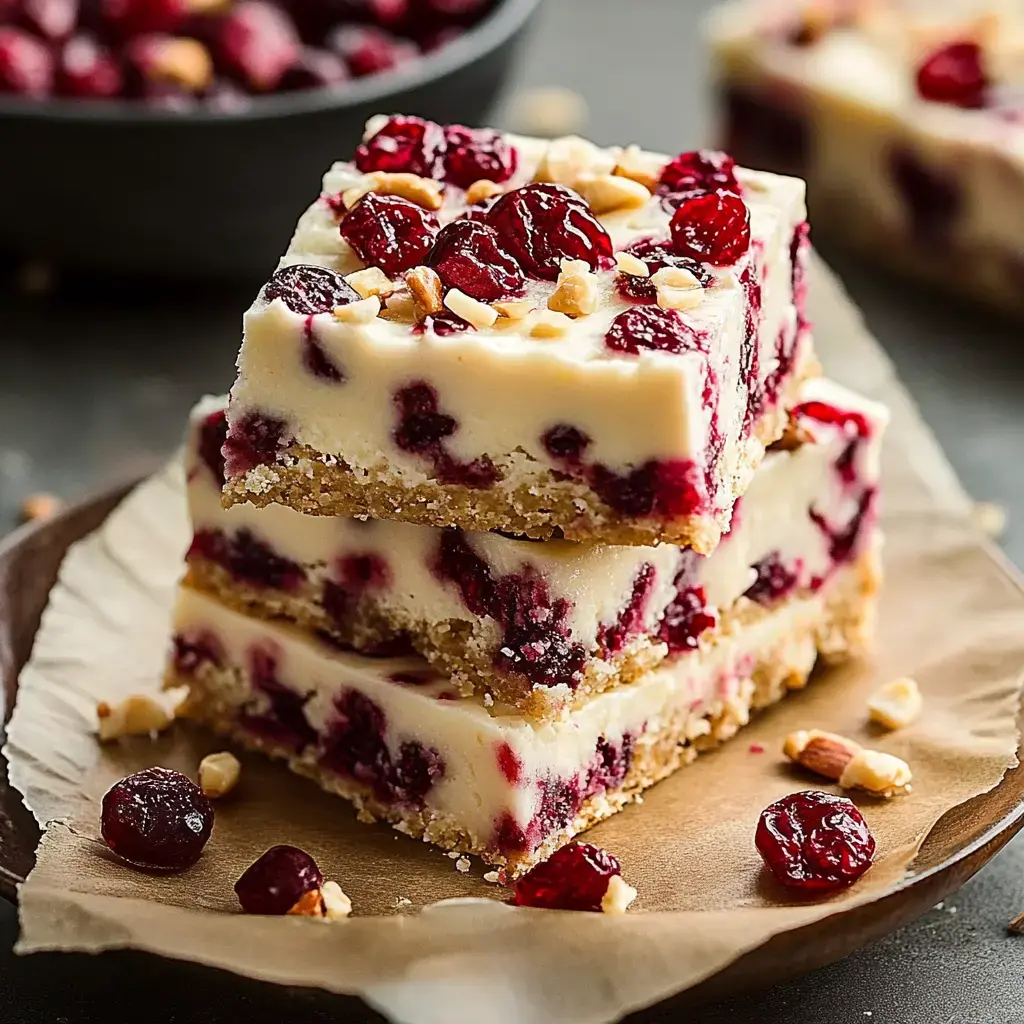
xmin=166 ymin=116 xmax=887 ymax=876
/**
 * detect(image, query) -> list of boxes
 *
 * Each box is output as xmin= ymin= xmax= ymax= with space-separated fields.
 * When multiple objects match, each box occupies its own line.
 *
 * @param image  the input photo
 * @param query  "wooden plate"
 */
xmin=1 ymin=484 xmax=1022 ymax=1006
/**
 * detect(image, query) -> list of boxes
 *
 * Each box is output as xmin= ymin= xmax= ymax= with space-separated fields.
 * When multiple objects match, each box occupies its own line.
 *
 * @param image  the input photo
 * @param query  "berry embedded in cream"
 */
xmin=185 ymin=378 xmax=884 ymax=721
xmin=708 ymin=0 xmax=1024 ymax=317
xmin=221 ymin=116 xmax=816 ymax=553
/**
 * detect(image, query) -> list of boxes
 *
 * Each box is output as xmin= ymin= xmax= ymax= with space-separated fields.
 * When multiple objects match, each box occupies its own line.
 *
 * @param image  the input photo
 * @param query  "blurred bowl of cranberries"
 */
xmin=0 ymin=0 xmax=540 ymax=277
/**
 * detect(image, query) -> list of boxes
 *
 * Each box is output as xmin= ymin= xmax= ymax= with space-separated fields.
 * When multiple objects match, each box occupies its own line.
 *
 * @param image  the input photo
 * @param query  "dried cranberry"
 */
xmin=723 ymin=86 xmax=810 ymax=175
xmin=916 ymin=41 xmax=987 ymax=109
xmin=745 ymin=552 xmax=799 ymax=604
xmin=222 ymin=411 xmax=287 ymax=478
xmin=512 ymin=842 xmax=623 ymax=911
xmin=756 ymin=790 xmax=876 ymax=895
xmin=341 ymin=193 xmax=438 ymax=276
xmin=234 ymin=845 xmax=323 ymax=914
xmin=660 ymin=149 xmax=739 ymax=194
xmin=657 ymin=582 xmax=715 ymax=653
xmin=354 ymin=114 xmax=446 ymax=177
xmin=57 ymin=32 xmax=122 ymax=97
xmin=597 ymin=563 xmax=656 ymax=656
xmin=21 ymin=0 xmax=78 ymax=41
xmin=604 ymin=306 xmax=704 ymax=356
xmin=615 ymin=238 xmax=711 ymax=303
xmin=792 ymin=401 xmax=870 ymax=438
xmin=443 ymin=124 xmax=518 ymax=188
xmin=303 ymin=323 xmax=345 ymax=382
xmin=426 ymin=219 xmax=524 ymax=301
xmin=542 ymin=423 xmax=590 ymax=465
xmin=101 ymin=0 xmax=185 ymax=36
xmin=214 ymin=1 xmax=300 ymax=92
xmin=279 ymin=45 xmax=347 ymax=90
xmin=101 ymin=767 xmax=214 ymax=872
xmin=888 ymin=146 xmax=962 ymax=247
xmin=263 ymin=264 xmax=359 ymax=314
xmin=329 ymin=23 xmax=417 ymax=77
xmin=486 ymin=183 xmax=614 ymax=281
xmin=418 ymin=25 xmax=463 ymax=52
xmin=670 ymin=190 xmax=750 ymax=266
xmin=197 ymin=408 xmax=228 ymax=484
xmin=590 ymin=459 xmax=704 ymax=519
xmin=172 ymin=630 xmax=223 ymax=675
xmin=0 ymin=26 xmax=53 ymax=95
xmin=392 ymin=381 xmax=456 ymax=452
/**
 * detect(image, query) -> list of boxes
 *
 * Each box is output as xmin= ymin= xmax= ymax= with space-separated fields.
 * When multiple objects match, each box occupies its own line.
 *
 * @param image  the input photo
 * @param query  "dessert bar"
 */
xmin=222 ymin=116 xmax=815 ymax=552
xmin=168 ymin=545 xmax=879 ymax=877
xmin=187 ymin=378 xmax=884 ymax=721
xmin=708 ymin=0 xmax=1024 ymax=316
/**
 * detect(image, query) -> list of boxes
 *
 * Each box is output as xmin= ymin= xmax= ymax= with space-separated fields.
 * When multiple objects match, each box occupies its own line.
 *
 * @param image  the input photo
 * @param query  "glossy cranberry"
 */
xmin=512 ymin=842 xmax=623 ymax=911
xmin=590 ymin=459 xmax=704 ymax=519
xmin=57 ymin=32 xmax=121 ymax=97
xmin=279 ymin=45 xmax=347 ymax=90
xmin=197 ymin=408 xmax=228 ymax=484
xmin=330 ymin=23 xmax=416 ymax=76
xmin=660 ymin=149 xmax=739 ymax=194
xmin=657 ymin=582 xmax=715 ymax=653
xmin=101 ymin=767 xmax=214 ymax=872
xmin=288 ymin=0 xmax=409 ymax=41
xmin=541 ymin=423 xmax=590 ymax=465
xmin=745 ymin=552 xmax=799 ymax=605
xmin=497 ymin=741 xmax=522 ymax=784
xmin=756 ymin=790 xmax=875 ymax=895
xmin=354 ymin=114 xmax=446 ymax=177
xmin=240 ymin=644 xmax=318 ymax=751
xmin=222 ymin=411 xmax=287 ymax=477
xmin=443 ymin=124 xmax=518 ymax=188
xmin=417 ymin=25 xmax=462 ymax=51
xmin=597 ymin=563 xmax=655 ymax=656
xmin=670 ymin=190 xmax=750 ymax=266
xmin=916 ymin=41 xmax=987 ymax=109
xmin=341 ymin=192 xmax=438 ymax=276
xmin=422 ymin=0 xmax=490 ymax=12
xmin=101 ymin=0 xmax=185 ymax=36
xmin=0 ymin=26 xmax=53 ymax=95
xmin=416 ymin=310 xmax=472 ymax=335
xmin=264 ymin=263 xmax=360 ymax=314
xmin=214 ymin=1 xmax=300 ymax=92
xmin=21 ymin=0 xmax=77 ymax=39
xmin=234 ymin=845 xmax=323 ymax=914
xmin=615 ymin=238 xmax=711 ymax=302
xmin=426 ymin=219 xmax=525 ymax=301
xmin=605 ymin=306 xmax=705 ymax=357
xmin=723 ymin=86 xmax=810 ymax=175
xmin=486 ymin=183 xmax=614 ymax=281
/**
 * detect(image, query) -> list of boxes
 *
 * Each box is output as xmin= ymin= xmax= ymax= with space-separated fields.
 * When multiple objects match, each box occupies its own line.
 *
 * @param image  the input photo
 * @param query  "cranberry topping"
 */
xmin=756 ymin=790 xmax=875 ymax=895
xmin=354 ymin=114 xmax=447 ymax=177
xmin=605 ymin=306 xmax=705 ymax=357
xmin=197 ymin=408 xmax=228 ymax=484
xmin=512 ymin=842 xmax=624 ymax=911
xmin=443 ymin=124 xmax=518 ymax=188
xmin=670 ymin=190 xmax=750 ymax=266
xmin=264 ymin=263 xmax=359 ymax=314
xmin=597 ymin=563 xmax=656 ymax=657
xmin=21 ymin=0 xmax=78 ymax=41
xmin=0 ymin=26 xmax=53 ymax=95
xmin=497 ymin=742 xmax=522 ymax=785
xmin=416 ymin=311 xmax=473 ymax=336
xmin=213 ymin=1 xmax=301 ymax=92
xmin=101 ymin=767 xmax=214 ymax=873
xmin=426 ymin=219 xmax=525 ymax=302
xmin=240 ymin=644 xmax=317 ymax=752
xmin=657 ymin=581 xmax=716 ymax=654
xmin=590 ymin=459 xmax=705 ymax=519
xmin=486 ymin=183 xmax=614 ymax=281
xmin=435 ymin=529 xmax=587 ymax=690
xmin=615 ymin=238 xmax=711 ymax=303
xmin=888 ymin=146 xmax=962 ymax=247
xmin=320 ymin=688 xmax=444 ymax=806
xmin=279 ymin=45 xmax=347 ymax=90
xmin=234 ymin=845 xmax=323 ymax=915
xmin=189 ymin=528 xmax=305 ymax=591
xmin=329 ymin=23 xmax=417 ymax=77
xmin=745 ymin=552 xmax=800 ymax=605
xmin=222 ymin=411 xmax=287 ymax=478
xmin=341 ymin=192 xmax=438 ymax=277
xmin=724 ymin=86 xmax=810 ymax=175
xmin=101 ymin=0 xmax=185 ymax=36
xmin=916 ymin=41 xmax=987 ymax=109
xmin=172 ymin=630 xmax=223 ymax=676
xmin=660 ymin=149 xmax=740 ymax=195
xmin=541 ymin=423 xmax=590 ymax=466
xmin=57 ymin=33 xmax=122 ymax=98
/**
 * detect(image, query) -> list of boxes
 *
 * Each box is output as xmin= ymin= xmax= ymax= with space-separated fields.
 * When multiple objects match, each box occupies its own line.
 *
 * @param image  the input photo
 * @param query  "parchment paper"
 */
xmin=6 ymin=259 xmax=1024 ymax=1024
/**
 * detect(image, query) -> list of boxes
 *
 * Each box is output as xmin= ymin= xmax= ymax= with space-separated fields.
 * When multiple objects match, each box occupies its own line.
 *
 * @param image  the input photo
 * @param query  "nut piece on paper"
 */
xmin=97 ymin=695 xmax=173 ymax=741
xmin=839 ymin=749 xmax=913 ymax=798
xmin=868 ymin=677 xmax=923 ymax=730
xmin=783 ymin=729 xmax=863 ymax=780
xmin=199 ymin=751 xmax=241 ymax=798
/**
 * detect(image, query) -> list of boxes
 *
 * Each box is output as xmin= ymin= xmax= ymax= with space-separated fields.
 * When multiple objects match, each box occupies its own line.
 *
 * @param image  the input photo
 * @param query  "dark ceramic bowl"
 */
xmin=0 ymin=0 xmax=541 ymax=280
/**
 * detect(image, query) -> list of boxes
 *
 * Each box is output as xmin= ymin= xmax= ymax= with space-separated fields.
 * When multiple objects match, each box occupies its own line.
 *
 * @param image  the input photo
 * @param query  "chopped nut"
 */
xmin=444 ymin=288 xmax=498 ymax=329
xmin=406 ymin=265 xmax=444 ymax=314
xmin=612 ymin=144 xmax=664 ymax=192
xmin=371 ymin=172 xmax=444 ymax=211
xmin=342 ymin=183 xmax=373 ymax=210
xmin=97 ymin=695 xmax=173 ymax=742
xmin=465 ymin=179 xmax=505 ymax=205
xmin=18 ymin=492 xmax=62 ymax=523
xmin=321 ymin=880 xmax=353 ymax=919
xmin=287 ymin=889 xmax=325 ymax=918
xmin=547 ymin=258 xmax=600 ymax=317
xmin=198 ymin=751 xmax=241 ymax=798
xmin=783 ymin=728 xmax=863 ymax=780
xmin=345 ymin=266 xmax=394 ymax=300
xmin=492 ymin=299 xmax=537 ymax=320
xmin=455 ymin=855 xmax=471 ymax=873
xmin=600 ymin=874 xmax=637 ymax=914
xmin=383 ymin=291 xmax=418 ymax=321
xmin=534 ymin=135 xmax=616 ymax=189
xmin=868 ymin=677 xmax=923 ymax=731
xmin=972 ymin=500 xmax=1007 ymax=540
xmin=333 ymin=296 xmax=381 ymax=324
xmin=839 ymin=748 xmax=912 ymax=798
xmin=144 ymin=37 xmax=213 ymax=93
xmin=652 ymin=265 xmax=704 ymax=311
xmin=507 ymin=85 xmax=588 ymax=138
xmin=482 ymin=870 xmax=501 ymax=884
xmin=528 ymin=309 xmax=573 ymax=339
xmin=615 ymin=251 xmax=650 ymax=277
xmin=576 ymin=173 xmax=651 ymax=215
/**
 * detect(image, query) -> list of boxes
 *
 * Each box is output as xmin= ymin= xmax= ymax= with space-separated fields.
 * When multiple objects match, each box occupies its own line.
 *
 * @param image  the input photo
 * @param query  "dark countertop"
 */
xmin=2 ymin=1 xmax=1023 ymax=1020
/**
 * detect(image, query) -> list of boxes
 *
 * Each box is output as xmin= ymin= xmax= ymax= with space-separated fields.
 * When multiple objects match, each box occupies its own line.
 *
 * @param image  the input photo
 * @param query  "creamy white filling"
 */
xmin=188 ymin=378 xmax=886 ymax=655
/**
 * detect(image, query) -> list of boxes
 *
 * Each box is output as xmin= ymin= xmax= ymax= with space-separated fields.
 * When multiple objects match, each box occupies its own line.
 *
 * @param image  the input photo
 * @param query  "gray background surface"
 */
xmin=2 ymin=0 xmax=1023 ymax=1020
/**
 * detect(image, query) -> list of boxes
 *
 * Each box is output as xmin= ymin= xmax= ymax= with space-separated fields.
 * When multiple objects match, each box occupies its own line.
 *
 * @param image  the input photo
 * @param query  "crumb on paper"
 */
xmin=447 ymin=850 xmax=461 ymax=860
xmin=198 ymin=751 xmax=241 ymax=798
xmin=507 ymin=86 xmax=588 ymax=137
xmin=483 ymin=870 xmax=501 ymax=884
xmin=455 ymin=856 xmax=471 ymax=874
xmin=868 ymin=676 xmax=923 ymax=730
xmin=96 ymin=695 xmax=173 ymax=742
xmin=749 ymin=742 xmax=765 ymax=754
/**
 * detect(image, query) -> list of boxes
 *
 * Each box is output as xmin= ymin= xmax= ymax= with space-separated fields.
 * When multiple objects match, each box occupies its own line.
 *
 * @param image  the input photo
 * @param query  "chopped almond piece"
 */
xmin=346 ymin=267 xmax=394 ymax=300
xmin=199 ymin=751 xmax=241 ymax=798
xmin=444 ymin=288 xmax=498 ymax=329
xmin=548 ymin=258 xmax=600 ymax=317
xmin=868 ymin=677 xmax=923 ymax=731
xmin=406 ymin=266 xmax=444 ymax=314
xmin=465 ymin=179 xmax=504 ymax=205
xmin=577 ymin=174 xmax=650 ymax=215
xmin=783 ymin=728 xmax=862 ymax=780
xmin=97 ymin=695 xmax=173 ymax=742
xmin=333 ymin=296 xmax=381 ymax=324
xmin=839 ymin=749 xmax=912 ymax=798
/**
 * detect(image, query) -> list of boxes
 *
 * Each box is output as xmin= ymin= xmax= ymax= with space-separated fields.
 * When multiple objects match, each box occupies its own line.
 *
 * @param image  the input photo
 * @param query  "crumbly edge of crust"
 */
xmin=221 ymin=352 xmax=818 ymax=553
xmin=169 ymin=550 xmax=877 ymax=878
